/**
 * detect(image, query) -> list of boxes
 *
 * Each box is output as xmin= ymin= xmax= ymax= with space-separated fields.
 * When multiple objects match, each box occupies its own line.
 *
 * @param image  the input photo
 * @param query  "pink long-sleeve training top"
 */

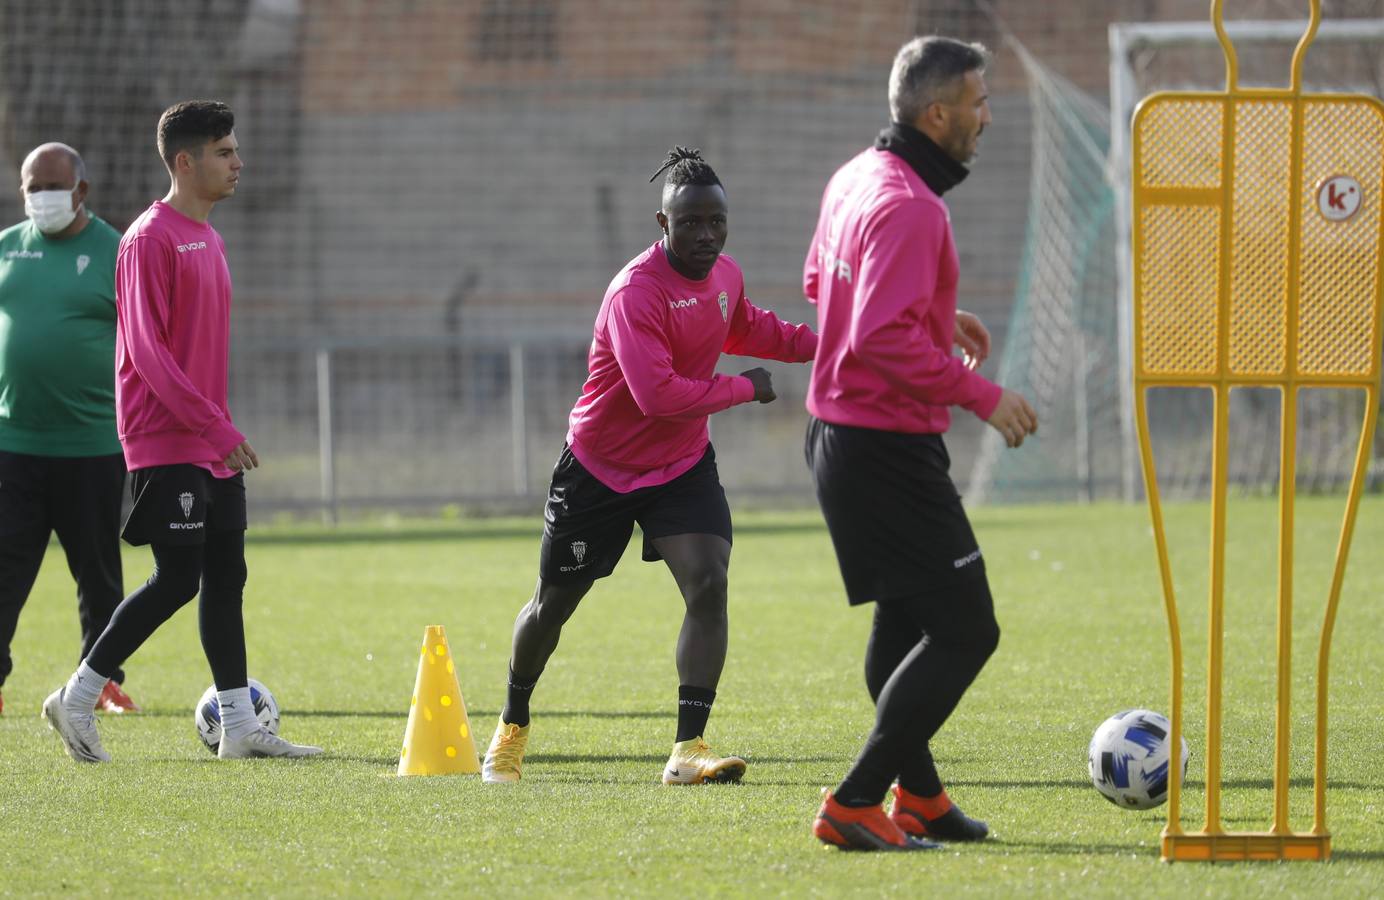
xmin=114 ymin=201 xmax=244 ymax=477
xmin=567 ymin=241 xmax=818 ymax=493
xmin=804 ymin=147 xmax=1001 ymax=433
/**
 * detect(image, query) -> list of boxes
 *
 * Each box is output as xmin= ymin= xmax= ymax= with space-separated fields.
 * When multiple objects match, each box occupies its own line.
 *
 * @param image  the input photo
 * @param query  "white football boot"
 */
xmin=42 ymin=687 xmax=111 ymax=763
xmin=218 ymin=727 xmax=322 ymax=759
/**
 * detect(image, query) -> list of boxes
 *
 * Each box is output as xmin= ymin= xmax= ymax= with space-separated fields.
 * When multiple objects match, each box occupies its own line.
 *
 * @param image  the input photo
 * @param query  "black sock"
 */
xmin=833 ymin=781 xmax=888 ymax=808
xmin=676 ymin=685 xmax=716 ymax=742
xmin=898 ymin=767 xmax=944 ymax=800
xmin=501 ymin=665 xmax=541 ymax=727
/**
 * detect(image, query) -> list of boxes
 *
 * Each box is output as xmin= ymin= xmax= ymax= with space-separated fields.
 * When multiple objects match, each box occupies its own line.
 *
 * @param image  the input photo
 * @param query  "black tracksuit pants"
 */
xmin=0 ymin=451 xmax=127 ymax=688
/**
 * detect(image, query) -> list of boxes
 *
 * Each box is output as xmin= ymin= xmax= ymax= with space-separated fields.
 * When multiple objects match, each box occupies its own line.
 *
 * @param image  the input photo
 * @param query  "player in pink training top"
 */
xmin=42 ymin=101 xmax=321 ymax=763
xmin=482 ymin=148 xmax=817 ymax=786
xmin=804 ymin=38 xmax=1038 ymax=850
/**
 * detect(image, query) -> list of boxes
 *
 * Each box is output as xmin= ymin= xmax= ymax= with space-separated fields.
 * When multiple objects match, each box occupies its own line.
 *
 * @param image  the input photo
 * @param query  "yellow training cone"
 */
xmin=397 ymin=625 xmax=479 ymax=776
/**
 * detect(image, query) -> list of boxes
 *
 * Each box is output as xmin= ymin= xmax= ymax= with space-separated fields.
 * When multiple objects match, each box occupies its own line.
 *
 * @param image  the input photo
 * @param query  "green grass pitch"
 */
xmin=2 ymin=497 xmax=1382 ymax=897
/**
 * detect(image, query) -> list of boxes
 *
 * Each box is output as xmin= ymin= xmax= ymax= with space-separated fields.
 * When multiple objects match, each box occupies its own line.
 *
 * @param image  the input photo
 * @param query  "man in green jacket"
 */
xmin=0 ymin=142 xmax=138 ymax=716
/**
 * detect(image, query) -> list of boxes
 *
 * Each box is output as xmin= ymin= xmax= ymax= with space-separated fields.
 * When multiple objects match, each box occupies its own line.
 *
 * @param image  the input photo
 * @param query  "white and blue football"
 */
xmin=1088 ymin=708 xmax=1189 ymax=809
xmin=194 ymin=679 xmax=280 ymax=753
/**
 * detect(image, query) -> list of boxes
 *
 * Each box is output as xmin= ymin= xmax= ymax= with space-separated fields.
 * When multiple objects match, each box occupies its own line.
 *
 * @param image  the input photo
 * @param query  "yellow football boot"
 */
xmin=482 ymin=718 xmax=530 ymax=783
xmin=661 ymin=736 xmax=746 ymax=785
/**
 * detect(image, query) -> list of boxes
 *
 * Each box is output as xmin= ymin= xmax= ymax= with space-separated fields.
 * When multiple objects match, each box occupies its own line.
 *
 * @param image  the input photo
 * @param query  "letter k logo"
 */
xmin=1327 ymin=183 xmax=1347 ymax=211
xmin=1317 ymin=175 xmax=1362 ymax=222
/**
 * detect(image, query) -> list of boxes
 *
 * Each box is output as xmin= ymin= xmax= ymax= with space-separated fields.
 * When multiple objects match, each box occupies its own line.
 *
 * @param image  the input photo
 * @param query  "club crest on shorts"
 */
xmin=717 ymin=291 xmax=728 ymax=321
xmin=571 ymin=540 xmax=587 ymax=564
xmin=178 ymin=492 xmax=195 ymax=519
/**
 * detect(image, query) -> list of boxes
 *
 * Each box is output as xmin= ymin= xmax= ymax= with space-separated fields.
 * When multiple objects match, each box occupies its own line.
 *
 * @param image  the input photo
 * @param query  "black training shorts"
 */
xmin=805 ymin=416 xmax=987 ymax=606
xmin=121 ymin=463 xmax=247 ymax=546
xmin=538 ymin=444 xmax=732 ymax=584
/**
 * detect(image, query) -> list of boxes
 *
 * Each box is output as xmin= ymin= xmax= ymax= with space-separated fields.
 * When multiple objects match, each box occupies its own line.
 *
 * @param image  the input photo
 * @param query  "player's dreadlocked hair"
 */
xmin=648 ymin=146 xmax=722 ymax=189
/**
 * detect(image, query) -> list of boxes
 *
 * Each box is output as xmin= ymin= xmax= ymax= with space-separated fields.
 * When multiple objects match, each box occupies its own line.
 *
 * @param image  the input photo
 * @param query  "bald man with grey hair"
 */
xmin=24 ymin=142 xmax=87 ymax=183
xmin=0 ymin=142 xmax=138 ymax=716
xmin=19 ymin=143 xmax=88 ymax=237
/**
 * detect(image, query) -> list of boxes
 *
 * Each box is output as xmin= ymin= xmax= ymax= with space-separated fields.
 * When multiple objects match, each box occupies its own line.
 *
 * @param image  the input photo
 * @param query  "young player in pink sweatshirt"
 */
xmin=482 ymin=148 xmax=817 ymax=786
xmin=43 ymin=101 xmax=320 ymax=763
xmin=806 ymin=38 xmax=1038 ymax=851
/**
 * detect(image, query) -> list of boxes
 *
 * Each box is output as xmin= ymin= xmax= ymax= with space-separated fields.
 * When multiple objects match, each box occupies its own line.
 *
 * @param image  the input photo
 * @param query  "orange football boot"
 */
xmin=889 ymin=784 xmax=989 ymax=841
xmin=96 ymin=681 xmax=140 ymax=714
xmin=813 ymin=789 xmax=941 ymax=851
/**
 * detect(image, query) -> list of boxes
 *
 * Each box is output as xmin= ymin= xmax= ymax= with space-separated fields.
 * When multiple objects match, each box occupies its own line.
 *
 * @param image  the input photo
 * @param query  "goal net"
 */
xmin=969 ymin=8 xmax=1384 ymax=505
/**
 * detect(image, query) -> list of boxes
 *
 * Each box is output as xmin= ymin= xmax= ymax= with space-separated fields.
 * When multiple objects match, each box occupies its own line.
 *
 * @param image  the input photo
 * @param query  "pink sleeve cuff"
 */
xmin=730 ymin=375 xmax=757 ymax=405
xmin=964 ymin=377 xmax=1004 ymax=422
xmin=199 ymin=418 xmax=247 ymax=460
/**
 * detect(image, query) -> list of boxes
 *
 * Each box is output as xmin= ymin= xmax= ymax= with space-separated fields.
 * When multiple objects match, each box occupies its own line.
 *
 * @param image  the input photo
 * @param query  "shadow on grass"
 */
xmin=948 ymin=778 xmax=1093 ymax=790
xmin=1213 ymin=776 xmax=1380 ymax=791
xmin=154 ymin=753 xmax=403 ymax=767
xmin=152 ymin=755 xmax=331 ymax=765
xmin=120 ymin=708 xmax=403 ymax=720
xmin=992 ymin=838 xmax=1157 ymax=856
xmin=350 ymin=756 xmax=406 ymax=766
xmin=291 ymin=710 xmax=403 ymax=719
xmin=122 ymin=708 xmax=670 ymax=721
xmin=948 ymin=777 xmax=1381 ymax=791
xmin=466 ymin=709 xmax=670 ymax=721
xmin=532 ymin=753 xmax=837 ymax=765
xmin=532 ymin=753 xmax=665 ymax=764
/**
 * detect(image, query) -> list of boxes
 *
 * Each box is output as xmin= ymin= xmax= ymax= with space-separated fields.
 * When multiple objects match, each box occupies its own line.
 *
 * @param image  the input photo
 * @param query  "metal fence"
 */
xmin=229 ymin=327 xmax=858 ymax=519
xmin=4 ymin=1 xmax=1378 ymax=515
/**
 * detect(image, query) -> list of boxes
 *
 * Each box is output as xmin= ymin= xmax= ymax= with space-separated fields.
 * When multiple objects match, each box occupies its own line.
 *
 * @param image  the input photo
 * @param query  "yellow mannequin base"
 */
xmin=1162 ymin=830 xmax=1330 ymax=862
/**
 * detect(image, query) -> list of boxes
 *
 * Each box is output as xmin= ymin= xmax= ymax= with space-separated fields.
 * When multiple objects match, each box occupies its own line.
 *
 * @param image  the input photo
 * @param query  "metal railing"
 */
xmin=232 ymin=330 xmax=822 ymax=522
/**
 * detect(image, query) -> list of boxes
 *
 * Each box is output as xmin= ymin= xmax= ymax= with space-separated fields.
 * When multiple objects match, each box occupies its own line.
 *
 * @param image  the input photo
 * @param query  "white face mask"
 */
xmin=25 ymin=184 xmax=81 ymax=234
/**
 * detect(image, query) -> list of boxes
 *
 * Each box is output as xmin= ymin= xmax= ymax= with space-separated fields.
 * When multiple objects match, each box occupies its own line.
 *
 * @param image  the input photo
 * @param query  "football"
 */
xmin=1088 ymin=708 xmax=1189 ymax=809
xmin=194 ymin=679 xmax=281 ymax=753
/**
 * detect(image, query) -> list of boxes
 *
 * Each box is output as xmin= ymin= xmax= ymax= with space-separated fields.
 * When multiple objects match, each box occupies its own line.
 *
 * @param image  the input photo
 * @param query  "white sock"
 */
xmin=217 ymin=687 xmax=259 ymax=740
xmin=63 ymin=662 xmax=108 ymax=716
